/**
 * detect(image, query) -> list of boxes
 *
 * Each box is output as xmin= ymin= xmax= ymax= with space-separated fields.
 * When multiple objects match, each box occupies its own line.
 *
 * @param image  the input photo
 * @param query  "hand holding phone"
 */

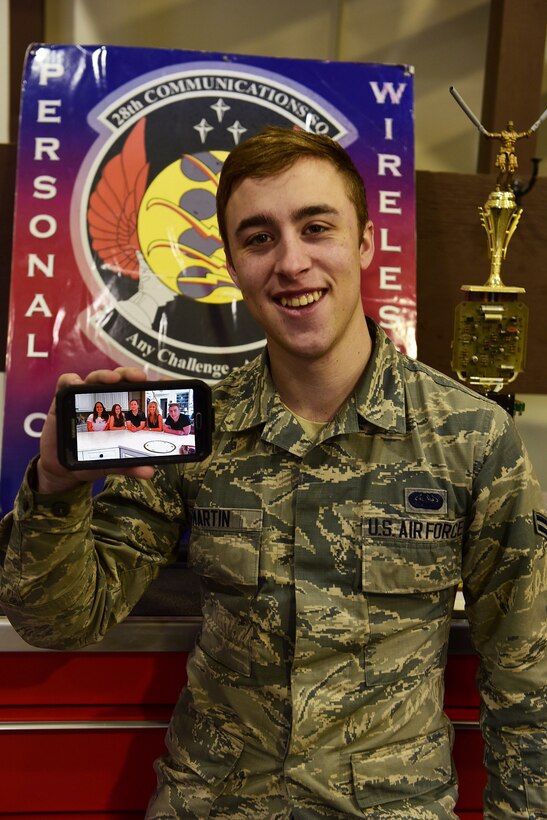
xmin=37 ymin=367 xmax=156 ymax=493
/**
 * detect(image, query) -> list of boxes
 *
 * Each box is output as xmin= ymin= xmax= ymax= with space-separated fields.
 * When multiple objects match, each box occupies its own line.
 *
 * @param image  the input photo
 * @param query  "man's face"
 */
xmin=224 ymin=158 xmax=374 ymax=365
xmin=130 ymin=400 xmax=139 ymax=413
xmin=169 ymin=405 xmax=181 ymax=421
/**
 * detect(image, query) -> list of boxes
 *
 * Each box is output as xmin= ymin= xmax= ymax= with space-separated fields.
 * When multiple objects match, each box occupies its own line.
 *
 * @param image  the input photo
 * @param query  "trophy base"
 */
xmin=460 ymin=285 xmax=525 ymax=295
xmin=451 ymin=295 xmax=528 ymax=391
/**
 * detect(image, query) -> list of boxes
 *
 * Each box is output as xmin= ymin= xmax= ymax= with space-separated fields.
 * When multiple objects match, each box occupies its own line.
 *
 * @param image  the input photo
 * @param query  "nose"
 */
xmin=273 ymin=232 xmax=310 ymax=278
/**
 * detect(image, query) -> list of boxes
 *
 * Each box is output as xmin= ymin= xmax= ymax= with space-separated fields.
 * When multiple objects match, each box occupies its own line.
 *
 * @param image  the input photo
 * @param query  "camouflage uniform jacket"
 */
xmin=1 ymin=321 xmax=546 ymax=818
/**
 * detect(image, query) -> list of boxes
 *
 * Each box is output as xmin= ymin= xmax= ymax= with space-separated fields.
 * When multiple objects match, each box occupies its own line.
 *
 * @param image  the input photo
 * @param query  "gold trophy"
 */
xmin=449 ymin=87 xmax=547 ymax=410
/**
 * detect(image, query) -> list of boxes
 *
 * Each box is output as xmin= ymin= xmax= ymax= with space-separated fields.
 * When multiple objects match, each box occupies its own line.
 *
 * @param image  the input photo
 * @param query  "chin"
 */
xmin=267 ymin=327 xmax=336 ymax=361
xmin=281 ymin=341 xmax=330 ymax=361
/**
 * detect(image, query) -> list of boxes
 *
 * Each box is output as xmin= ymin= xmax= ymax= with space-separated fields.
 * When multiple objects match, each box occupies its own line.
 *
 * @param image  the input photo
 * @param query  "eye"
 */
xmin=246 ymin=232 xmax=272 ymax=247
xmin=304 ymin=223 xmax=328 ymax=235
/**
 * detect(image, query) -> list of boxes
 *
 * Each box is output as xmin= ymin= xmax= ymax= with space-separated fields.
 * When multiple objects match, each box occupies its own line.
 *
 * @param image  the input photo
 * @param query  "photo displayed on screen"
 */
xmin=74 ymin=387 xmax=196 ymax=463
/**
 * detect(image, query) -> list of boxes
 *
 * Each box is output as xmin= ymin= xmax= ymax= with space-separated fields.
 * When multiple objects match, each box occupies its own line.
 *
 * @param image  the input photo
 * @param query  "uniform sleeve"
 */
xmin=0 ymin=459 xmax=186 ymax=649
xmin=461 ymin=409 xmax=547 ymax=819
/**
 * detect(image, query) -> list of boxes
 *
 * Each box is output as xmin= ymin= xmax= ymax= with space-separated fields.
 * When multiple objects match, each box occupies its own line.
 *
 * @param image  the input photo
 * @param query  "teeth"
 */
xmin=280 ymin=290 xmax=323 ymax=308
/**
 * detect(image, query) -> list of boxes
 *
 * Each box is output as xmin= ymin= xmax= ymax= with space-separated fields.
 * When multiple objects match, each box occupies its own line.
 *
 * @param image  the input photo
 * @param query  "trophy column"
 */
xmin=451 ymin=187 xmax=528 ymax=407
xmin=448 ymin=87 xmax=547 ymax=414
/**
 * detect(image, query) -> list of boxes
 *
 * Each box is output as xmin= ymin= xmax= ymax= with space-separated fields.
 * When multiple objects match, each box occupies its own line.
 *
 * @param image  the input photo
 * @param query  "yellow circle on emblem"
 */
xmin=137 ymin=150 xmax=241 ymax=304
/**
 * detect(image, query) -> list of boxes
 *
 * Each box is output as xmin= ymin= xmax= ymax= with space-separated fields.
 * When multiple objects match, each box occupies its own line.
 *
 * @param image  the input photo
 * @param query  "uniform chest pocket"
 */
xmin=361 ymin=517 xmax=463 ymax=594
xmin=188 ymin=507 xmax=262 ymax=589
xmin=360 ymin=518 xmax=463 ymax=686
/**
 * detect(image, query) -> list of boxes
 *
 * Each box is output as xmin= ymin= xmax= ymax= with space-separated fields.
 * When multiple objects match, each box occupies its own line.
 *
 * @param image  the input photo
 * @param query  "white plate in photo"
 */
xmin=143 ymin=439 xmax=177 ymax=454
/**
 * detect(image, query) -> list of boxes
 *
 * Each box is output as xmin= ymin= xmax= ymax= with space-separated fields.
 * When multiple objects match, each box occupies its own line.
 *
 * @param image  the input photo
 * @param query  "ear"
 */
xmin=359 ymin=221 xmax=375 ymax=270
xmin=226 ymin=255 xmax=240 ymax=289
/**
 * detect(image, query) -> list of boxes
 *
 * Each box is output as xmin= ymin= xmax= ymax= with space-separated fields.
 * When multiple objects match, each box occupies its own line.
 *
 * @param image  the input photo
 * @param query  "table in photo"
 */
xmin=77 ymin=430 xmax=195 ymax=460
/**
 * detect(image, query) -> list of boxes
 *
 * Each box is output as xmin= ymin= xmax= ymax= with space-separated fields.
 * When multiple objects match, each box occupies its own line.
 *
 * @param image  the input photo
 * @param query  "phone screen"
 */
xmin=57 ymin=380 xmax=213 ymax=469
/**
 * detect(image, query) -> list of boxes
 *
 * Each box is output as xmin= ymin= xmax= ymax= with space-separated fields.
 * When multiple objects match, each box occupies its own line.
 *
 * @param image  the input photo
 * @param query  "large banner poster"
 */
xmin=1 ymin=45 xmax=415 ymax=514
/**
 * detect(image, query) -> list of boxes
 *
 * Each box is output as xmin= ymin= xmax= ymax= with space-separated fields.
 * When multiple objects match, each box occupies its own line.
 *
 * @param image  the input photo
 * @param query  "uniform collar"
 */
xmin=353 ymin=318 xmax=407 ymax=434
xmin=218 ymin=318 xmax=407 ymax=440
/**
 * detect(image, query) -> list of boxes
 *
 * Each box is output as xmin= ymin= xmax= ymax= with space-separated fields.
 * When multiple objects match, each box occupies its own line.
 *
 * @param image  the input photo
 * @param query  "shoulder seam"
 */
xmin=401 ymin=356 xmax=500 ymax=408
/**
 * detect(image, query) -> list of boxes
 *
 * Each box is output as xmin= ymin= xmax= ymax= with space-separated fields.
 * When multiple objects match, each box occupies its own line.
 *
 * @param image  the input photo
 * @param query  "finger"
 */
xmin=77 ymin=465 xmax=156 ymax=483
xmin=112 ymin=465 xmax=155 ymax=480
xmin=83 ymin=367 xmax=145 ymax=385
xmin=46 ymin=373 xmax=85 ymax=415
xmin=55 ymin=372 xmax=85 ymax=391
xmin=113 ymin=366 xmax=148 ymax=381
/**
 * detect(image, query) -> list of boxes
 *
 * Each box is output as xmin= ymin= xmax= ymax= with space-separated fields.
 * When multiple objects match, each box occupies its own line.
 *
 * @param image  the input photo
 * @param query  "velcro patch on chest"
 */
xmin=405 ymin=488 xmax=448 ymax=515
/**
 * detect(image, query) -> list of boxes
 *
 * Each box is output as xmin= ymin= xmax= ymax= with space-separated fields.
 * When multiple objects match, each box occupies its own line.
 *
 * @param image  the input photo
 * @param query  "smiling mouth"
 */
xmin=278 ymin=290 xmax=324 ymax=308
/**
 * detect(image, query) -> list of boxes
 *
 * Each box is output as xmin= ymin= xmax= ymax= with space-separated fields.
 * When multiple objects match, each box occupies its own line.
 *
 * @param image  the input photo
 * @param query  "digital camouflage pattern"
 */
xmin=0 ymin=321 xmax=546 ymax=819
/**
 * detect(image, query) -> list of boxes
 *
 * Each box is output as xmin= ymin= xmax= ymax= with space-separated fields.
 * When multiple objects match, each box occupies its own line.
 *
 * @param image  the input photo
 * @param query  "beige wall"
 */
xmin=516 ymin=396 xmax=547 ymax=498
xmin=43 ymin=0 xmax=547 ymax=175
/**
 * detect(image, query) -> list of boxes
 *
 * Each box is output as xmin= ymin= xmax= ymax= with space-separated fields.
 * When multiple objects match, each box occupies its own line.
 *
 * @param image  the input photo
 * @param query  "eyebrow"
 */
xmin=234 ymin=204 xmax=339 ymax=238
xmin=234 ymin=213 xmax=274 ymax=237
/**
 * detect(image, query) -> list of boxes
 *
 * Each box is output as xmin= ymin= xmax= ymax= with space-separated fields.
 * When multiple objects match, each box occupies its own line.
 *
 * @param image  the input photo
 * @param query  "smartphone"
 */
xmin=56 ymin=379 xmax=213 ymax=470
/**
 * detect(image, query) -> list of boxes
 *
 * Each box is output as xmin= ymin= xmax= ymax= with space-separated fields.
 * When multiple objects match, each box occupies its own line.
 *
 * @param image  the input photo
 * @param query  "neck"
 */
xmin=268 ymin=321 xmax=372 ymax=422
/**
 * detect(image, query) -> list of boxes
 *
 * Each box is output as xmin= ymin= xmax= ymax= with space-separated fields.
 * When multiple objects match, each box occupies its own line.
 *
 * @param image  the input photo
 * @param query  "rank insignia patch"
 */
xmin=533 ymin=511 xmax=547 ymax=539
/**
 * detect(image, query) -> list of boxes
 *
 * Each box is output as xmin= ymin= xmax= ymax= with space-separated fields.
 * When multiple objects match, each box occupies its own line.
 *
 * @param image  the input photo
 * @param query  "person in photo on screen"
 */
xmin=108 ymin=403 xmax=126 ymax=430
xmin=163 ymin=402 xmax=191 ymax=436
xmin=145 ymin=401 xmax=163 ymax=432
xmin=125 ymin=399 xmax=146 ymax=432
xmin=86 ymin=402 xmax=109 ymax=432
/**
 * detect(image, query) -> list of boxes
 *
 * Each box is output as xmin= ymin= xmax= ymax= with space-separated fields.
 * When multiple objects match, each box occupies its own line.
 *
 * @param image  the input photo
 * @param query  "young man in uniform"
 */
xmin=0 ymin=128 xmax=545 ymax=819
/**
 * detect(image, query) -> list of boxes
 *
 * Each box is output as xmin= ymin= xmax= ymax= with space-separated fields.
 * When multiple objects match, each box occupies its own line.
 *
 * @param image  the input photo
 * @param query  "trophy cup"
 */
xmin=449 ymin=87 xmax=547 ymax=413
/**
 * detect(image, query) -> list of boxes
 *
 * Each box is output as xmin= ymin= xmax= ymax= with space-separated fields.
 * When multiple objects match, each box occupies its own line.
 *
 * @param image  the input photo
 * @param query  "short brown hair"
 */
xmin=216 ymin=127 xmax=368 ymax=258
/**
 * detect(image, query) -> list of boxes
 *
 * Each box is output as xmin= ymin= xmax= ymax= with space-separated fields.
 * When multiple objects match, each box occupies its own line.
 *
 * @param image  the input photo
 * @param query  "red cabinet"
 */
xmin=445 ymin=653 xmax=486 ymax=815
xmin=0 ymin=651 xmax=182 ymax=815
xmin=0 ymin=621 xmax=486 ymax=817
